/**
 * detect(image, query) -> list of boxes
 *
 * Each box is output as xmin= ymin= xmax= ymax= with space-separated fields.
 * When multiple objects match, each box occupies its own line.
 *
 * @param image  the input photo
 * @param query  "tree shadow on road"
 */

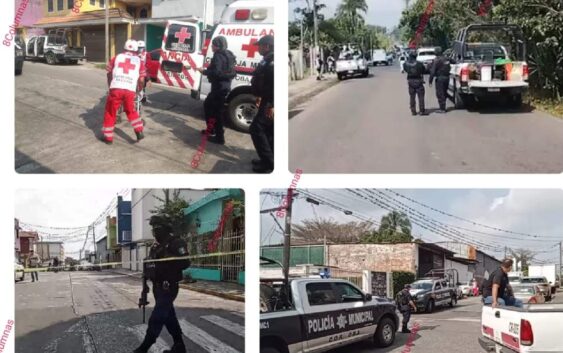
xmin=15 ymin=148 xmax=55 ymax=173
xmin=16 ymin=307 xmax=244 ymax=353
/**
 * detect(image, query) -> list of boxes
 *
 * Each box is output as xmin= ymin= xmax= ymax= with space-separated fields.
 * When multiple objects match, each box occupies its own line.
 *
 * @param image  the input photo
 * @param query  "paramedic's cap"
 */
xmin=255 ymin=35 xmax=274 ymax=47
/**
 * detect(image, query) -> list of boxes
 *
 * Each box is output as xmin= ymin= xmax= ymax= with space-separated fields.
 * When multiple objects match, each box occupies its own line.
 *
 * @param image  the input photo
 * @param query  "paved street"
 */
xmin=15 ymin=271 xmax=245 ymax=353
xmin=289 ymin=63 xmax=563 ymax=173
xmin=15 ymin=61 xmax=256 ymax=173
xmin=328 ymin=291 xmax=562 ymax=353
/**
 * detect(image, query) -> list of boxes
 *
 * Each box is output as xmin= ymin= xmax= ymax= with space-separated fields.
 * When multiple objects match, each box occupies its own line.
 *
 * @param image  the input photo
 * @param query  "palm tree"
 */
xmin=378 ymin=210 xmax=412 ymax=237
xmin=336 ymin=0 xmax=369 ymax=38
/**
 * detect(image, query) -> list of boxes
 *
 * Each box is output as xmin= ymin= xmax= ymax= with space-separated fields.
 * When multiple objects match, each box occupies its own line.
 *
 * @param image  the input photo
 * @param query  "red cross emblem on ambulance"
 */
xmin=175 ymin=27 xmax=192 ymax=44
xmin=241 ymin=38 xmax=259 ymax=58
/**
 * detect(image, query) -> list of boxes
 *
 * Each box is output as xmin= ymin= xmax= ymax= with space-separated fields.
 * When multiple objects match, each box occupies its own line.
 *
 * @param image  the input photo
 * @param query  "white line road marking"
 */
xmin=126 ymin=325 xmax=170 ymax=353
xmin=229 ymin=312 xmax=244 ymax=319
xmin=442 ymin=318 xmax=481 ymax=323
xmin=201 ymin=315 xmax=244 ymax=337
xmin=179 ymin=319 xmax=241 ymax=353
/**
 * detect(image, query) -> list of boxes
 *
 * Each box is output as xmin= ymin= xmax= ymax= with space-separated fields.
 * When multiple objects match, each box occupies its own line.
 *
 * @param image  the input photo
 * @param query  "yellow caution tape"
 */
xmin=18 ymin=250 xmax=244 ymax=273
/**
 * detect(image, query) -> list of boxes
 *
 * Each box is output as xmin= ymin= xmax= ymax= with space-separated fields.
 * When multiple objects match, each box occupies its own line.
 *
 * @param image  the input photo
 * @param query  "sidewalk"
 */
xmin=108 ymin=268 xmax=244 ymax=302
xmin=289 ymin=74 xmax=339 ymax=111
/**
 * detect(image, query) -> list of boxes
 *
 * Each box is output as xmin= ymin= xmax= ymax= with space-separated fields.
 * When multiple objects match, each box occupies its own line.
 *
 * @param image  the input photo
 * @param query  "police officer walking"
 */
xmin=403 ymin=51 xmax=428 ymax=116
xmin=134 ymin=215 xmax=191 ymax=353
xmin=429 ymin=47 xmax=453 ymax=113
xmin=249 ymin=35 xmax=274 ymax=173
xmin=396 ymin=284 xmax=417 ymax=333
xmin=196 ymin=36 xmax=237 ymax=145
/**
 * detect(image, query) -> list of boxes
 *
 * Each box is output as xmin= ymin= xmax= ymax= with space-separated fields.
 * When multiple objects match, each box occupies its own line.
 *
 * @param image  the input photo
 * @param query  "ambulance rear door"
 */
xmin=159 ymin=21 xmax=205 ymax=93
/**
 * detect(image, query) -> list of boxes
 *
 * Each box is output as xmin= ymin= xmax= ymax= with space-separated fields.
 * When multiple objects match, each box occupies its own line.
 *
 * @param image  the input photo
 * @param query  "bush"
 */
xmin=392 ymin=271 xmax=415 ymax=298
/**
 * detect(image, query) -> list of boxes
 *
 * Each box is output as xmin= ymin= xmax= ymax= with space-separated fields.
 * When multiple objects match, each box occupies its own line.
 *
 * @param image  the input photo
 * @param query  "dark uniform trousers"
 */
xmin=408 ymin=78 xmax=425 ymax=113
xmin=435 ymin=76 xmax=449 ymax=110
xmin=146 ymin=282 xmax=182 ymax=342
xmin=401 ymin=308 xmax=411 ymax=330
xmin=203 ymin=88 xmax=230 ymax=138
xmin=250 ymin=103 xmax=274 ymax=169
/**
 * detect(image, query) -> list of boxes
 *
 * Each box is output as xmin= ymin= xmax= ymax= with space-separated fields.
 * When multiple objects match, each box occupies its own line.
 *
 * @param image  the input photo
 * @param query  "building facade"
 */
xmin=18 ymin=231 xmax=39 ymax=265
xmin=36 ymin=241 xmax=65 ymax=264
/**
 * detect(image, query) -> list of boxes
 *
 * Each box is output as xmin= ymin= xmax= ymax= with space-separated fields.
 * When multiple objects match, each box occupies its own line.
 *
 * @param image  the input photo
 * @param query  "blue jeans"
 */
xmin=483 ymin=296 xmax=523 ymax=308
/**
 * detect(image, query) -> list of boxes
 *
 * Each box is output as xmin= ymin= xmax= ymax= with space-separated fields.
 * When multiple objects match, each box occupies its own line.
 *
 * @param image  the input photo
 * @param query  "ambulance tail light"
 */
xmin=251 ymin=8 xmax=268 ymax=20
xmin=522 ymin=63 xmax=529 ymax=81
xmin=235 ymin=9 xmax=250 ymax=21
xmin=520 ymin=319 xmax=534 ymax=346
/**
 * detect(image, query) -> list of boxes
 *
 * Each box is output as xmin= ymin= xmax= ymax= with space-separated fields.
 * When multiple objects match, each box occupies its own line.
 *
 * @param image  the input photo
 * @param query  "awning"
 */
xmin=34 ymin=8 xmax=134 ymax=28
xmin=184 ymin=189 xmax=243 ymax=216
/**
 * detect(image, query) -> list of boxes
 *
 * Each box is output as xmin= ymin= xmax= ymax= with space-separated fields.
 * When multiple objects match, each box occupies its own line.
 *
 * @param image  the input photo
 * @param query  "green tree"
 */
xmin=150 ymin=190 xmax=190 ymax=238
xmin=292 ymin=218 xmax=376 ymax=244
xmin=362 ymin=211 xmax=413 ymax=243
xmin=336 ymin=0 xmax=368 ymax=40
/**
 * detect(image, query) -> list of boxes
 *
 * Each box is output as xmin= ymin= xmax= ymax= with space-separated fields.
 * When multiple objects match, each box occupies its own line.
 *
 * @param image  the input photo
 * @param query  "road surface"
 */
xmin=15 ymin=61 xmax=256 ymax=173
xmin=289 ymin=63 xmax=563 ymax=173
xmin=15 ymin=271 xmax=244 ymax=353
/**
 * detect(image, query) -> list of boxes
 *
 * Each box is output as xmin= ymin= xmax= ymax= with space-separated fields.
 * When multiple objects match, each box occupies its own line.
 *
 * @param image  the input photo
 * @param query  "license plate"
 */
xmin=487 ymin=88 xmax=500 ymax=92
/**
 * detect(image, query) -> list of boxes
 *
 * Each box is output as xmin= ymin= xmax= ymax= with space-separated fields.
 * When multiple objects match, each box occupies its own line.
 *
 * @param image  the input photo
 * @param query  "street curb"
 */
xmin=289 ymin=77 xmax=340 ymax=111
xmin=179 ymin=283 xmax=245 ymax=302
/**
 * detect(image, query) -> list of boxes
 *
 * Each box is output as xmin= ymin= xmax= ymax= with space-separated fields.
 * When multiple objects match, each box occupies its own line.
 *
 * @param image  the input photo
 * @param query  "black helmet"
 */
xmin=149 ymin=215 xmax=173 ymax=242
xmin=435 ymin=47 xmax=443 ymax=56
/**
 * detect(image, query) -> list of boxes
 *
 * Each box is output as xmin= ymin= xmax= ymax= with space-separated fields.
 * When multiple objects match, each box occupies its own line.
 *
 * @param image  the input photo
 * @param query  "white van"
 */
xmin=371 ymin=49 xmax=388 ymax=66
xmin=155 ymin=0 xmax=274 ymax=132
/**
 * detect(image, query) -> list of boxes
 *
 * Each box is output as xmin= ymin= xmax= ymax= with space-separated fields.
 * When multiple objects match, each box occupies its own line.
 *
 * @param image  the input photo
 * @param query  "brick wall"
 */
xmin=327 ymin=243 xmax=417 ymax=273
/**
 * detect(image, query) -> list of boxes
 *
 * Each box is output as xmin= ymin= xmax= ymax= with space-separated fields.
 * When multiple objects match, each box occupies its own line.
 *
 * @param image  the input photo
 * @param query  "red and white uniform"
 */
xmin=102 ymin=51 xmax=146 ymax=141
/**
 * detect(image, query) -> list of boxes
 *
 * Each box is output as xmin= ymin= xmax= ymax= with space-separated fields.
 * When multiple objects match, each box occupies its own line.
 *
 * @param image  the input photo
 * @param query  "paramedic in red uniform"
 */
xmin=195 ymin=36 xmax=236 ymax=145
xmin=137 ymin=40 xmax=150 ymax=103
xmin=101 ymin=39 xmax=146 ymax=144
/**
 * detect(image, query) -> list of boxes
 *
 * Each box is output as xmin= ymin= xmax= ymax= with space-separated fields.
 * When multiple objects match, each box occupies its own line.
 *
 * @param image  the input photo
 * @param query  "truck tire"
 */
xmin=449 ymin=294 xmax=457 ymax=307
xmin=45 ymin=52 xmax=57 ymax=65
xmin=373 ymin=317 xmax=396 ymax=348
xmin=362 ymin=69 xmax=369 ymax=78
xmin=228 ymin=94 xmax=257 ymax=133
xmin=337 ymin=73 xmax=344 ymax=80
xmin=426 ymin=299 xmax=435 ymax=313
xmin=454 ymin=87 xmax=466 ymax=109
xmin=509 ymin=93 xmax=522 ymax=108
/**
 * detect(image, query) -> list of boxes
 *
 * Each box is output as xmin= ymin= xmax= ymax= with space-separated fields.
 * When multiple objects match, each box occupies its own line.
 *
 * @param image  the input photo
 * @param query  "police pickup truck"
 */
xmin=260 ymin=278 xmax=399 ymax=353
xmin=409 ymin=278 xmax=457 ymax=313
xmin=479 ymin=303 xmax=563 ymax=352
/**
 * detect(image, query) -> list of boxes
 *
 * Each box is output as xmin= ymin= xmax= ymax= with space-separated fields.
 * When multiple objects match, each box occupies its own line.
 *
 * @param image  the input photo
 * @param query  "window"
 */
xmin=68 ymin=0 xmax=73 ymax=9
xmin=57 ymin=0 xmax=64 ymax=11
xmin=306 ymin=283 xmax=338 ymax=306
xmin=99 ymin=0 xmax=105 ymax=8
xmin=139 ymin=8 xmax=148 ymax=18
xmin=48 ymin=0 xmax=54 ymax=12
xmin=90 ymin=0 xmax=95 ymax=5
xmin=334 ymin=282 xmax=363 ymax=303
xmin=434 ymin=282 xmax=442 ymax=290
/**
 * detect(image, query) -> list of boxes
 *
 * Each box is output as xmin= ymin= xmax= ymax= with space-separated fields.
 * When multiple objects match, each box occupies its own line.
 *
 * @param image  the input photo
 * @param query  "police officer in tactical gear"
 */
xmin=403 ymin=51 xmax=428 ymax=116
xmin=249 ymin=35 xmax=274 ymax=173
xmin=134 ymin=215 xmax=191 ymax=353
xmin=396 ymin=284 xmax=417 ymax=333
xmin=429 ymin=47 xmax=454 ymax=113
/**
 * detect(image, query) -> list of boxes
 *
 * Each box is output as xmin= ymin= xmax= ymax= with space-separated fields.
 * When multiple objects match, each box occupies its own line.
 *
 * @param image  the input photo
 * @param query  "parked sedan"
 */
xmin=521 ymin=276 xmax=552 ymax=301
xmin=511 ymin=284 xmax=545 ymax=304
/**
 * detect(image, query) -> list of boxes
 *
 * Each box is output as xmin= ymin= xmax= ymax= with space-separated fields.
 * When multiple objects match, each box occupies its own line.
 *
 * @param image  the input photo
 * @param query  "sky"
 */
xmin=15 ymin=189 xmax=131 ymax=259
xmin=260 ymin=189 xmax=563 ymax=264
xmin=288 ymin=0 xmax=406 ymax=31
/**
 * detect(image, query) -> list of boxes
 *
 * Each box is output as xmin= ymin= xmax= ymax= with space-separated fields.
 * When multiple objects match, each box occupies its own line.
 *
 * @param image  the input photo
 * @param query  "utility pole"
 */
xmin=105 ymin=0 xmax=110 ymax=63
xmin=312 ymin=0 xmax=320 ymax=75
xmin=92 ymin=223 xmax=96 ymax=262
xmin=559 ymin=241 xmax=562 ymax=283
xmin=283 ymin=189 xmax=294 ymax=284
xmin=300 ymin=17 xmax=304 ymax=79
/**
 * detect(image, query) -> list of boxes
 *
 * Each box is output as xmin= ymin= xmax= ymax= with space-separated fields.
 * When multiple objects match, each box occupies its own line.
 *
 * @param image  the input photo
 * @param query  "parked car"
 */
xmin=14 ymin=261 xmax=25 ymax=282
xmin=409 ymin=278 xmax=457 ymax=313
xmin=520 ymin=276 xmax=552 ymax=301
xmin=511 ymin=284 xmax=545 ymax=304
xmin=459 ymin=281 xmax=473 ymax=297
xmin=15 ymin=35 xmax=25 ymax=75
xmin=371 ymin=49 xmax=389 ymax=66
xmin=416 ymin=47 xmax=437 ymax=72
xmin=260 ymin=278 xmax=399 ymax=353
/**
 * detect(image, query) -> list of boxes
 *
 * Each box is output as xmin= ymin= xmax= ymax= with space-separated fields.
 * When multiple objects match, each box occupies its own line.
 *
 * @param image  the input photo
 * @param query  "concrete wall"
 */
xmin=475 ymin=251 xmax=501 ymax=282
xmin=327 ymin=243 xmax=417 ymax=273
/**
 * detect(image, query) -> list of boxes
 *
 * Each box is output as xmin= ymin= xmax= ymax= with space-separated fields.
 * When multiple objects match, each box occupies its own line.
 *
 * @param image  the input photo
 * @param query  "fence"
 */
xmin=330 ymin=268 xmax=363 ymax=288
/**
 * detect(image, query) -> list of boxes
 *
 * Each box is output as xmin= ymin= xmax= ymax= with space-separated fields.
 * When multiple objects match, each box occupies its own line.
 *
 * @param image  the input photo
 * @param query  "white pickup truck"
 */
xmin=260 ymin=278 xmax=399 ymax=353
xmin=479 ymin=304 xmax=563 ymax=352
xmin=448 ymin=24 xmax=529 ymax=109
xmin=336 ymin=51 xmax=369 ymax=80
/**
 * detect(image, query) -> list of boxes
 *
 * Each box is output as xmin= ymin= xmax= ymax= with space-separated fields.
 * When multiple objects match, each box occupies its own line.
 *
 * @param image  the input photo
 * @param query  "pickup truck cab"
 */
xmin=416 ymin=47 xmax=436 ymax=72
xmin=409 ymin=278 xmax=457 ymax=313
xmin=260 ymin=278 xmax=399 ymax=353
xmin=25 ymin=29 xmax=86 ymax=65
xmin=152 ymin=0 xmax=274 ymax=132
xmin=479 ymin=304 xmax=563 ymax=352
xmin=448 ymin=24 xmax=528 ymax=109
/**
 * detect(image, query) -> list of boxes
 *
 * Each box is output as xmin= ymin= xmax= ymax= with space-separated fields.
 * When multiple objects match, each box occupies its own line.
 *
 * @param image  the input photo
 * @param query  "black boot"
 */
xmin=252 ymin=158 xmax=264 ymax=166
xmin=133 ymin=337 xmax=154 ymax=353
xmin=208 ymin=135 xmax=225 ymax=145
xmin=411 ymin=111 xmax=417 ymax=116
xmin=402 ymin=327 xmax=411 ymax=333
xmin=163 ymin=339 xmax=186 ymax=353
xmin=201 ymin=129 xmax=216 ymax=136
xmin=136 ymin=131 xmax=145 ymax=142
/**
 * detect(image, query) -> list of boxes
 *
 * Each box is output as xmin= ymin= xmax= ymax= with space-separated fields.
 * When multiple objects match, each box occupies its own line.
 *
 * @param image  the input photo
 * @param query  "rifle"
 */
xmin=138 ymin=261 xmax=150 ymax=323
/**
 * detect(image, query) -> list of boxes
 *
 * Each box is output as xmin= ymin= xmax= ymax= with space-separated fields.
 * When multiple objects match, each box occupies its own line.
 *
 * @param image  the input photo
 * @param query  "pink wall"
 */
xmin=15 ymin=0 xmax=45 ymax=36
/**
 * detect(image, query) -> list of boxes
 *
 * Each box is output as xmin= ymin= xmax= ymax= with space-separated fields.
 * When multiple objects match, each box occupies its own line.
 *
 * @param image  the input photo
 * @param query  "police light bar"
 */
xmin=235 ymin=9 xmax=250 ymax=21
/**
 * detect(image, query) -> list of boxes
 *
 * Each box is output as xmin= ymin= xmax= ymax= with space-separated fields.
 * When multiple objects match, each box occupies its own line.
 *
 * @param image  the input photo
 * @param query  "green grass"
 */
xmin=94 ymin=63 xmax=106 ymax=70
xmin=528 ymin=92 xmax=563 ymax=119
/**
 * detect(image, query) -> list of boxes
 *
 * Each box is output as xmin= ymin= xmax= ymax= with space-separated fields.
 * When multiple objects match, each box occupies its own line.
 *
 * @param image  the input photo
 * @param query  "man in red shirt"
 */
xmin=102 ymin=39 xmax=146 ymax=144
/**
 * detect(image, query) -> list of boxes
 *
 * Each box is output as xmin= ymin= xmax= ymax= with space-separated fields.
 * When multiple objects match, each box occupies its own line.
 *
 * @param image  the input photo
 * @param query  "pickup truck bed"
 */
xmin=480 ymin=304 xmax=563 ymax=353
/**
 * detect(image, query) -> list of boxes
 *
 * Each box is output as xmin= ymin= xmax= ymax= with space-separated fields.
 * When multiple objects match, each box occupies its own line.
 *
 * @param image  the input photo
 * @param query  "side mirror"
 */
xmin=364 ymin=293 xmax=372 ymax=301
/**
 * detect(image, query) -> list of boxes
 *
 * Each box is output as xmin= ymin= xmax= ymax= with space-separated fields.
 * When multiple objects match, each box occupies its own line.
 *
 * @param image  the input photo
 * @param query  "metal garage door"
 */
xmin=81 ymin=26 xmax=105 ymax=62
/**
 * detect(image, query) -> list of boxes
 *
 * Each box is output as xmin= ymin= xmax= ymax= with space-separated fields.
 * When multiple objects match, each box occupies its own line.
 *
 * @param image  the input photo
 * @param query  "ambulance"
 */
xmin=153 ymin=0 xmax=274 ymax=132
